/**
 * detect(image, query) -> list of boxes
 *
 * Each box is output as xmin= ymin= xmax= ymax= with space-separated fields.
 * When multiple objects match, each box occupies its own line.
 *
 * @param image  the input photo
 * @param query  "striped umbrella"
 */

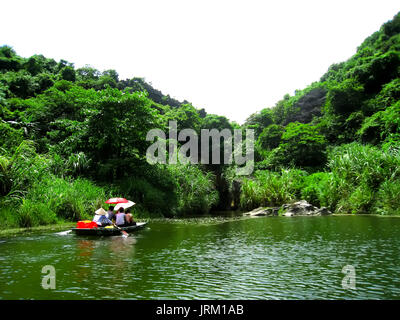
xmin=105 ymin=197 xmax=129 ymax=204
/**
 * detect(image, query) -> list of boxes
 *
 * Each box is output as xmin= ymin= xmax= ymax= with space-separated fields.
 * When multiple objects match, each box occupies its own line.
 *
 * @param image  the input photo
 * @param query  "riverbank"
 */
xmin=0 ymin=222 xmax=76 ymax=237
xmin=0 ymin=216 xmax=240 ymax=237
xmin=2 ymin=212 xmax=400 ymax=238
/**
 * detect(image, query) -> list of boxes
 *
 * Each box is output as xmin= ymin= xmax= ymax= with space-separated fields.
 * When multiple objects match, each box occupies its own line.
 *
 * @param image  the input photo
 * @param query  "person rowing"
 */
xmin=93 ymin=208 xmax=113 ymax=227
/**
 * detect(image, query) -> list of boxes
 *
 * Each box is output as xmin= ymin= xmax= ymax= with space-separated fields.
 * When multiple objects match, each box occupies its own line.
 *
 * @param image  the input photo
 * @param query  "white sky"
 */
xmin=1 ymin=0 xmax=399 ymax=123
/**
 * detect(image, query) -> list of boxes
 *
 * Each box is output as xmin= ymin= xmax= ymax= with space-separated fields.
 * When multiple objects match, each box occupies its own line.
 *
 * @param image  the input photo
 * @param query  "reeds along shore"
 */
xmin=240 ymin=143 xmax=400 ymax=215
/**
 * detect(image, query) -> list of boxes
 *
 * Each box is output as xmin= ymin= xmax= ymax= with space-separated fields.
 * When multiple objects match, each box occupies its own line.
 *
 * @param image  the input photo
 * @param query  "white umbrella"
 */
xmin=114 ymin=200 xmax=136 ymax=211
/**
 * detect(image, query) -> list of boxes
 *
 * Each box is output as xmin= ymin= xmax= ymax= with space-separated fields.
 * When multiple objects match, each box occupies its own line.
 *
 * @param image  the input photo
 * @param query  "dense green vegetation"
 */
xmin=1 ymin=12 xmax=400 ymax=229
xmin=243 ymin=11 xmax=400 ymax=215
xmin=0 ymin=49 xmax=227 ymax=228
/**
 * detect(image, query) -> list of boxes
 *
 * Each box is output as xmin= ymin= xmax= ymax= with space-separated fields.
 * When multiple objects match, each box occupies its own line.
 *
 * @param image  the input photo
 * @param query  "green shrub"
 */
xmin=373 ymin=179 xmax=400 ymax=215
xmin=0 ymin=206 xmax=18 ymax=229
xmin=301 ymin=172 xmax=332 ymax=207
xmin=0 ymin=122 xmax=24 ymax=153
xmin=256 ymin=124 xmax=285 ymax=152
xmin=274 ymin=122 xmax=327 ymax=168
xmin=239 ymin=169 xmax=306 ymax=210
xmin=326 ymin=143 xmax=400 ymax=214
xmin=116 ymin=163 xmax=219 ymax=217
xmin=337 ymin=184 xmax=375 ymax=214
xmin=16 ymin=199 xmax=59 ymax=227
xmin=382 ymin=133 xmax=400 ymax=154
xmin=118 ymin=176 xmax=172 ymax=217
xmin=358 ymin=100 xmax=400 ymax=143
xmin=328 ymin=142 xmax=400 ymax=189
xmin=326 ymin=79 xmax=364 ymax=115
xmin=26 ymin=176 xmax=106 ymax=221
xmin=0 ymin=140 xmax=52 ymax=199
xmin=167 ymin=164 xmax=219 ymax=216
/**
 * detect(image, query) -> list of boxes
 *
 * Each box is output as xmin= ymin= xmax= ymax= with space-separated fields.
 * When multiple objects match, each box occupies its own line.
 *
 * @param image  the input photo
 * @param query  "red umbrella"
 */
xmin=105 ymin=197 xmax=129 ymax=204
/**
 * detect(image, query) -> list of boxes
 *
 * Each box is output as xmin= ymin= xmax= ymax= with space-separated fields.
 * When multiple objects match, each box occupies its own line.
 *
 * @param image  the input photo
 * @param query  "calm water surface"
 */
xmin=0 ymin=215 xmax=399 ymax=299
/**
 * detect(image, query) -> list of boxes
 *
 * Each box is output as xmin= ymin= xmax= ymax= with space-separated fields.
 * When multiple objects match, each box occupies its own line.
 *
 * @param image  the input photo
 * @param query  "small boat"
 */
xmin=72 ymin=222 xmax=148 ymax=236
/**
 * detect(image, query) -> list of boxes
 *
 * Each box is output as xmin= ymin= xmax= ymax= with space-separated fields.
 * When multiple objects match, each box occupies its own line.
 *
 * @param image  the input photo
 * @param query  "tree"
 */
xmin=245 ymin=108 xmax=274 ymax=136
xmin=3 ymin=70 xmax=39 ymax=98
xmin=256 ymin=124 xmax=284 ymax=151
xmin=326 ymin=79 xmax=364 ymax=115
xmin=163 ymin=103 xmax=202 ymax=133
xmin=60 ymin=66 xmax=76 ymax=82
xmin=85 ymin=88 xmax=160 ymax=180
xmin=102 ymin=69 xmax=119 ymax=83
xmin=275 ymin=122 xmax=327 ymax=167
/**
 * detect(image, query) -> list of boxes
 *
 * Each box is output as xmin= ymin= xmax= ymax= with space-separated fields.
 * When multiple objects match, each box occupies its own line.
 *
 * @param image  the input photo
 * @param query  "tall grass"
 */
xmin=328 ymin=143 xmax=400 ymax=190
xmin=26 ymin=176 xmax=106 ymax=221
xmin=0 ymin=139 xmax=222 ymax=228
xmin=16 ymin=200 xmax=59 ymax=228
xmin=0 ymin=206 xmax=19 ymax=229
xmin=117 ymin=176 xmax=173 ymax=217
xmin=373 ymin=180 xmax=400 ymax=215
xmin=300 ymin=143 xmax=400 ymax=214
xmin=167 ymin=164 xmax=219 ymax=216
xmin=0 ymin=141 xmax=51 ymax=201
xmin=109 ymin=163 xmax=219 ymax=217
xmin=0 ymin=140 xmax=109 ymax=229
xmin=241 ymin=143 xmax=400 ymax=215
xmin=300 ymin=172 xmax=335 ymax=208
xmin=239 ymin=169 xmax=306 ymax=210
xmin=0 ymin=176 xmax=107 ymax=229
xmin=327 ymin=143 xmax=400 ymax=214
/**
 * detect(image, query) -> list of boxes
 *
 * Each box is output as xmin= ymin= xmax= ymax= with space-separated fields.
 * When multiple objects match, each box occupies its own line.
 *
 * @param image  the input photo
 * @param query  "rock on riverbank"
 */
xmin=282 ymin=200 xmax=331 ymax=216
xmin=244 ymin=200 xmax=331 ymax=217
xmin=244 ymin=207 xmax=280 ymax=217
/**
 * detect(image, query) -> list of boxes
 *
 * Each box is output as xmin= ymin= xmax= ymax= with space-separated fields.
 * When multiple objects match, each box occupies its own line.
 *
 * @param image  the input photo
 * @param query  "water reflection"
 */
xmin=77 ymin=240 xmax=96 ymax=257
xmin=109 ymin=236 xmax=137 ymax=257
xmin=1 ymin=216 xmax=400 ymax=299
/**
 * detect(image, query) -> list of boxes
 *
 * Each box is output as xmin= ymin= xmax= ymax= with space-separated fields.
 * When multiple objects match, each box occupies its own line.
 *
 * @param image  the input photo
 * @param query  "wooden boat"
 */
xmin=72 ymin=222 xmax=147 ymax=236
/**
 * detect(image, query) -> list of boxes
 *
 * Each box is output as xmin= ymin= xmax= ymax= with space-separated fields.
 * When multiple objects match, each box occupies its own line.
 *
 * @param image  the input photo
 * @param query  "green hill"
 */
xmin=1 ymin=11 xmax=400 ymax=229
xmin=0 ymin=47 xmax=227 ymax=228
xmin=242 ymin=12 xmax=400 ymax=215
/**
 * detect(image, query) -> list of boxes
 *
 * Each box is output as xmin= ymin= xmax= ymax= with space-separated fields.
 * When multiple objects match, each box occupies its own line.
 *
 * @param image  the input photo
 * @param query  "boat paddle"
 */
xmin=113 ymin=223 xmax=129 ymax=238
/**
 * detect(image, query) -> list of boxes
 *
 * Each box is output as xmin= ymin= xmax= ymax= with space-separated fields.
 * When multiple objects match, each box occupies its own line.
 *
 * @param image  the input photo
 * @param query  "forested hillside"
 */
xmin=0 ymin=47 xmax=237 ymax=228
xmin=1 ymin=11 xmax=400 ymax=229
xmin=242 ymin=11 xmax=400 ymax=215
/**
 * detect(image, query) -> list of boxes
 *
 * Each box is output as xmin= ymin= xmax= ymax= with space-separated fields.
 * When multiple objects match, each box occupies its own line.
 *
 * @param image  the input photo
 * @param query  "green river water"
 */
xmin=0 ymin=215 xmax=399 ymax=299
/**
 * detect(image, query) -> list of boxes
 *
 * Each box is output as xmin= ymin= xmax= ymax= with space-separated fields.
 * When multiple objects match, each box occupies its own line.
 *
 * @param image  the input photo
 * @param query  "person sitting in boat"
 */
xmin=106 ymin=206 xmax=115 ymax=222
xmin=125 ymin=208 xmax=136 ymax=226
xmin=93 ymin=208 xmax=113 ymax=227
xmin=115 ymin=207 xmax=127 ymax=227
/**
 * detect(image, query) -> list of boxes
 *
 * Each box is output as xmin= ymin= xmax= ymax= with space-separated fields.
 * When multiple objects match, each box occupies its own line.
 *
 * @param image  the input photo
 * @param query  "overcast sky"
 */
xmin=1 ymin=0 xmax=399 ymax=123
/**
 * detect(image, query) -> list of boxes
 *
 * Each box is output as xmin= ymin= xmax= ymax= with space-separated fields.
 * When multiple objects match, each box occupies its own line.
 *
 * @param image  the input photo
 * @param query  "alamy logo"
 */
xmin=146 ymin=121 xmax=254 ymax=175
xmin=41 ymin=265 xmax=56 ymax=290
xmin=341 ymin=265 xmax=356 ymax=290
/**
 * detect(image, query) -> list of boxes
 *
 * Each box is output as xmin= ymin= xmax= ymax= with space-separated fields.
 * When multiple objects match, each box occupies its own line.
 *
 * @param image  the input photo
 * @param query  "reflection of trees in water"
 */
xmin=108 ymin=237 xmax=137 ymax=279
xmin=75 ymin=239 xmax=97 ymax=282
xmin=77 ymin=240 xmax=96 ymax=257
xmin=110 ymin=236 xmax=137 ymax=256
xmin=72 ymin=237 xmax=137 ymax=288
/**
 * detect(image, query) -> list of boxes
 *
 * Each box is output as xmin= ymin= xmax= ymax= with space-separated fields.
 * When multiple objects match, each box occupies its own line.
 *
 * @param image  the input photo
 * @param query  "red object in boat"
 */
xmin=105 ymin=197 xmax=129 ymax=204
xmin=77 ymin=221 xmax=98 ymax=229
